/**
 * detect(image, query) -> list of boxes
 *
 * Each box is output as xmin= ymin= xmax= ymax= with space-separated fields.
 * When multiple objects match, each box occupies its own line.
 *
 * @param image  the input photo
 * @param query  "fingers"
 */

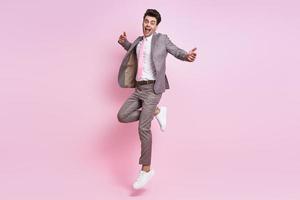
xmin=189 ymin=55 xmax=196 ymax=60
xmin=188 ymin=47 xmax=197 ymax=56
xmin=120 ymin=33 xmax=126 ymax=39
xmin=188 ymin=51 xmax=197 ymax=58
xmin=187 ymin=52 xmax=197 ymax=62
xmin=119 ymin=31 xmax=127 ymax=39
xmin=190 ymin=47 xmax=197 ymax=55
xmin=118 ymin=31 xmax=127 ymax=44
xmin=190 ymin=52 xmax=197 ymax=57
xmin=187 ymin=56 xmax=196 ymax=62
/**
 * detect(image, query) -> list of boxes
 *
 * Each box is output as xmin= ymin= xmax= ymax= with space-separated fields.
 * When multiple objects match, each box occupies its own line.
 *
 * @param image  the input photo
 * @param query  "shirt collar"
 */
xmin=143 ymin=33 xmax=153 ymax=42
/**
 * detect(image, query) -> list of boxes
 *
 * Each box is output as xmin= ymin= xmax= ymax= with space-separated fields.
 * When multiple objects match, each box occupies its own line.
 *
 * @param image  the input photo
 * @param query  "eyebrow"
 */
xmin=145 ymin=19 xmax=156 ymax=22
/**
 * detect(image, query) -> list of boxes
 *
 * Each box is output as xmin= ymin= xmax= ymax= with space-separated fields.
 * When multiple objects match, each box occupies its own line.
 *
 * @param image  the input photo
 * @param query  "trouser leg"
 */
xmin=138 ymin=88 xmax=162 ymax=165
xmin=117 ymin=90 xmax=142 ymax=123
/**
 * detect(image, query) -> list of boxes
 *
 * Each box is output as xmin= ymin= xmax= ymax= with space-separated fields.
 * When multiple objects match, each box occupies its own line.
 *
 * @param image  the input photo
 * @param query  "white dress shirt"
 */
xmin=136 ymin=33 xmax=156 ymax=81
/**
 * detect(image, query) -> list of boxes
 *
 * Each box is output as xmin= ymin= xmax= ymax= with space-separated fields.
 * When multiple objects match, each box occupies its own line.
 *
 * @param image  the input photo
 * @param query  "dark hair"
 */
xmin=143 ymin=9 xmax=161 ymax=25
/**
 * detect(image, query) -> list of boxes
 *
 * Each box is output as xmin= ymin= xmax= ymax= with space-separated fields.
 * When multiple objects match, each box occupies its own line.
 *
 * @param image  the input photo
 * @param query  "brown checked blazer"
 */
xmin=118 ymin=31 xmax=188 ymax=94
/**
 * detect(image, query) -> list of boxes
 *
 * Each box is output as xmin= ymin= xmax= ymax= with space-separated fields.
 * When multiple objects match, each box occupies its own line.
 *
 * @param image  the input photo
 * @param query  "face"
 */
xmin=143 ymin=15 xmax=158 ymax=37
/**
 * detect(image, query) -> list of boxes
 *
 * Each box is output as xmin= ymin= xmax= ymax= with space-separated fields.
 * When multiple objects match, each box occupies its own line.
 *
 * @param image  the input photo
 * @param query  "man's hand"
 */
xmin=185 ymin=47 xmax=197 ymax=62
xmin=118 ymin=32 xmax=127 ymax=45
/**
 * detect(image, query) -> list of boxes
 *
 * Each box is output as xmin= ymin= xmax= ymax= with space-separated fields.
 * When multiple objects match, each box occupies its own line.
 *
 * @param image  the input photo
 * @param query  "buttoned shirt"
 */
xmin=136 ymin=33 xmax=156 ymax=81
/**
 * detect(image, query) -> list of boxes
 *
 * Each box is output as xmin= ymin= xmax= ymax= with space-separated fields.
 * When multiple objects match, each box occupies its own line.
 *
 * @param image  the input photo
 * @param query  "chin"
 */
xmin=144 ymin=32 xmax=152 ymax=37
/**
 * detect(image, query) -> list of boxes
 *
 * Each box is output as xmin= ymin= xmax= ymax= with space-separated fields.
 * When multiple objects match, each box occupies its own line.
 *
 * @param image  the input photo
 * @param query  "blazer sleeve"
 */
xmin=118 ymin=39 xmax=132 ymax=51
xmin=165 ymin=35 xmax=188 ymax=61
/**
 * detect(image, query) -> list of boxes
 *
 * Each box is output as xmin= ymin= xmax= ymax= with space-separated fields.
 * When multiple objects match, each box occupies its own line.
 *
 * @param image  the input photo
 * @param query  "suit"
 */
xmin=118 ymin=31 xmax=188 ymax=94
xmin=117 ymin=32 xmax=188 ymax=165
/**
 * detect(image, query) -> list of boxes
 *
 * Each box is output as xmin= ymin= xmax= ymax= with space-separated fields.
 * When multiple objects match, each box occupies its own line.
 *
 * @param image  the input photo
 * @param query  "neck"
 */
xmin=143 ymin=31 xmax=155 ymax=38
xmin=144 ymin=34 xmax=152 ymax=38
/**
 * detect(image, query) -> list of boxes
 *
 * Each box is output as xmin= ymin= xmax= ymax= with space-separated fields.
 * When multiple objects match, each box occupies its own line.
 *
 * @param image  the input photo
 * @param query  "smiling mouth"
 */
xmin=145 ymin=28 xmax=151 ymax=33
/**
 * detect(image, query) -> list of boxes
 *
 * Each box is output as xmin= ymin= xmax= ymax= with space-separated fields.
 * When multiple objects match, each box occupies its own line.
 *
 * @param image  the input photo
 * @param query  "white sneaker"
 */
xmin=132 ymin=169 xmax=155 ymax=189
xmin=155 ymin=106 xmax=167 ymax=132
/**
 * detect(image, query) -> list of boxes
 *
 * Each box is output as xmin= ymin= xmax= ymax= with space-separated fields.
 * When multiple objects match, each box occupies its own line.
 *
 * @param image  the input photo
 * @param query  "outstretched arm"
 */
xmin=165 ymin=35 xmax=197 ymax=62
xmin=118 ymin=32 xmax=132 ymax=51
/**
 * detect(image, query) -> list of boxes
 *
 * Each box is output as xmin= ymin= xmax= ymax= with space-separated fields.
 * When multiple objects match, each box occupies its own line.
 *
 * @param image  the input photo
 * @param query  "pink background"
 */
xmin=1 ymin=0 xmax=299 ymax=199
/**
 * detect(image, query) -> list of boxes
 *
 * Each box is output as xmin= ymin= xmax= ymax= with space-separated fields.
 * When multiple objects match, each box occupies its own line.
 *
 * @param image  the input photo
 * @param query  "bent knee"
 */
xmin=117 ymin=111 xmax=127 ymax=123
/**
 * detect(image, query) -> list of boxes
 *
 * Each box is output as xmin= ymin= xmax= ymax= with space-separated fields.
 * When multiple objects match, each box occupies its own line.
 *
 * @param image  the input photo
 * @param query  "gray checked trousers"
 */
xmin=117 ymin=83 xmax=162 ymax=165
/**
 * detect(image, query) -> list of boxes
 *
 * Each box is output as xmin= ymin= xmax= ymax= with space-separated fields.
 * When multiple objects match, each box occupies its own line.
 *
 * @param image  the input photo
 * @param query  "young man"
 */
xmin=117 ymin=9 xmax=197 ymax=189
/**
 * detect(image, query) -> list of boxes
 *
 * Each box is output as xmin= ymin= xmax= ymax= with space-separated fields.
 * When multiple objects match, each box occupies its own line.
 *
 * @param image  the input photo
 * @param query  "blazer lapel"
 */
xmin=151 ymin=32 xmax=158 ymax=70
xmin=128 ymin=36 xmax=143 ymax=52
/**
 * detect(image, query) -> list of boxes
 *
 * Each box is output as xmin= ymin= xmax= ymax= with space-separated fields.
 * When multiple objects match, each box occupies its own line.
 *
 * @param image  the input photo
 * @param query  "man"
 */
xmin=117 ymin=9 xmax=197 ymax=189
